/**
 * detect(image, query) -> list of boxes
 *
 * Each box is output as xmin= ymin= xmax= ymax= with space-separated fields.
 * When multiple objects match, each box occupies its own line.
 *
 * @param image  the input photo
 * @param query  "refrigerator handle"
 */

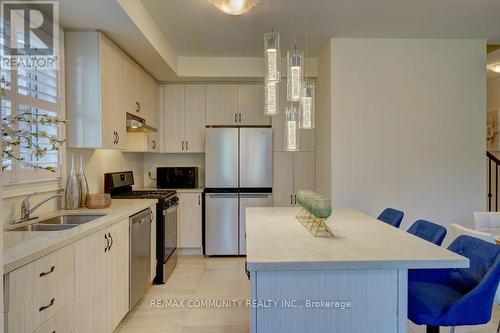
xmin=240 ymin=193 xmax=272 ymax=198
xmin=207 ymin=193 xmax=239 ymax=198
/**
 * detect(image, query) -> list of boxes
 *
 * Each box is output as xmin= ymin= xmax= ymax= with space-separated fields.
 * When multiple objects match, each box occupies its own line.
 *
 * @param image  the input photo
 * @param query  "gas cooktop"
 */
xmin=111 ymin=190 xmax=176 ymax=200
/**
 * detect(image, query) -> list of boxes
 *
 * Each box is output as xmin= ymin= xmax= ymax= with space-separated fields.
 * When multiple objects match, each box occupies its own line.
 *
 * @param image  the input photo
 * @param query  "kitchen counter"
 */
xmin=246 ymin=207 xmax=468 ymax=271
xmin=245 ymin=207 xmax=469 ymax=333
xmin=3 ymin=199 xmax=156 ymax=273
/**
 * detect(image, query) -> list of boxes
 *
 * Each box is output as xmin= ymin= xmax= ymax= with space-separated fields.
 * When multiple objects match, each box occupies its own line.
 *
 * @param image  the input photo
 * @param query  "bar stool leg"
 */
xmin=426 ymin=326 xmax=440 ymax=333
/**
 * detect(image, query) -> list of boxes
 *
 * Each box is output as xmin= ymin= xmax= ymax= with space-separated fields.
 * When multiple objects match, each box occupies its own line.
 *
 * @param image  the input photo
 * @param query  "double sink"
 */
xmin=10 ymin=214 xmax=106 ymax=232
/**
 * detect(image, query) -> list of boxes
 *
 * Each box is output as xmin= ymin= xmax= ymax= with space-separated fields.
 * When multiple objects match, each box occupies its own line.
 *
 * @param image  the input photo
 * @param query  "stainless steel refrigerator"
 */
xmin=205 ymin=127 xmax=273 ymax=255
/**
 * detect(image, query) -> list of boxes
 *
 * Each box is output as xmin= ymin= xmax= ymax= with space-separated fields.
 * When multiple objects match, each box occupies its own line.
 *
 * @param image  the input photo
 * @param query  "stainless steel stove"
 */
xmin=104 ymin=171 xmax=178 ymax=284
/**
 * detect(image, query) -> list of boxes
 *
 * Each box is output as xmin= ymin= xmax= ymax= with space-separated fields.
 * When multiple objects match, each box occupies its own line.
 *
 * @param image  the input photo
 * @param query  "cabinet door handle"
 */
xmin=116 ymin=132 xmax=120 ymax=144
xmin=198 ymin=195 xmax=201 ymax=205
xmin=105 ymin=234 xmax=109 ymax=252
xmin=152 ymin=140 xmax=156 ymax=150
xmin=290 ymin=195 xmax=293 ymax=205
xmin=182 ymin=141 xmax=184 ymax=150
xmin=294 ymin=195 xmax=297 ymax=205
xmin=108 ymin=232 xmax=113 ymax=251
xmin=39 ymin=298 xmax=55 ymax=312
xmin=239 ymin=113 xmax=241 ymax=123
xmin=136 ymin=102 xmax=141 ymax=112
xmin=39 ymin=265 xmax=55 ymax=278
xmin=235 ymin=113 xmax=237 ymax=123
xmin=186 ymin=141 xmax=189 ymax=150
xmin=113 ymin=131 xmax=116 ymax=144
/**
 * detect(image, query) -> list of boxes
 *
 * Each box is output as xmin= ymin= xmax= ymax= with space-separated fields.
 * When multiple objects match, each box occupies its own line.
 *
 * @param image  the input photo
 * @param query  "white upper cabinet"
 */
xmin=161 ymin=84 xmax=206 ymax=153
xmin=163 ymin=84 xmax=185 ymax=153
xmin=184 ymin=84 xmax=206 ymax=152
xmin=206 ymin=84 xmax=238 ymax=125
xmin=66 ymin=31 xmax=158 ymax=149
xmin=65 ymin=31 xmax=125 ymax=149
xmin=238 ymin=84 xmax=270 ymax=126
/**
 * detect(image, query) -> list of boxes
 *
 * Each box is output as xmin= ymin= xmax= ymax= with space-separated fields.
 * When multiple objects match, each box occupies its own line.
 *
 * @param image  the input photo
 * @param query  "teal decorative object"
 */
xmin=295 ymin=190 xmax=334 ymax=237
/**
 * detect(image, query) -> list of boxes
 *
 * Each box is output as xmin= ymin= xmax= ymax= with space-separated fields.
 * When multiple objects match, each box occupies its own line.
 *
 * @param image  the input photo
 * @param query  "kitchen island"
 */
xmin=245 ymin=207 xmax=469 ymax=333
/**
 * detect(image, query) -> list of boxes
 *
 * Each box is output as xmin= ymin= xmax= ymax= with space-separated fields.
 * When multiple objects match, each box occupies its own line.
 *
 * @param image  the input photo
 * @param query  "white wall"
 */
xmin=67 ymin=148 xmax=145 ymax=193
xmin=315 ymin=40 xmax=333 ymax=199
xmin=143 ymin=153 xmax=205 ymax=188
xmin=326 ymin=38 xmax=486 ymax=236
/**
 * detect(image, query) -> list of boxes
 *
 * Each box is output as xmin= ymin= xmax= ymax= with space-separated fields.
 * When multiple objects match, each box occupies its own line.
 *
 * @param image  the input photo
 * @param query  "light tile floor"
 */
xmin=117 ymin=256 xmax=499 ymax=333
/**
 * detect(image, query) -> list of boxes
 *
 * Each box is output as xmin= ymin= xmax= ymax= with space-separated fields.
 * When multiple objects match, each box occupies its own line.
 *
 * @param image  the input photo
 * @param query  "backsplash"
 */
xmin=67 ymin=148 xmax=145 ymax=193
xmin=143 ymin=153 xmax=205 ymax=188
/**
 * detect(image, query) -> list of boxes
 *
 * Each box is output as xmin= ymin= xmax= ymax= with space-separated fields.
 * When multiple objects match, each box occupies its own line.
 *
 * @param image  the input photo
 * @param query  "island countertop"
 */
xmin=245 ymin=207 xmax=469 ymax=271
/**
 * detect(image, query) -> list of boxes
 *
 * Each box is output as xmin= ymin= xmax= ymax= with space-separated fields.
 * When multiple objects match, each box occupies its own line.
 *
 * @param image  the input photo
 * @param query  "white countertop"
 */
xmin=3 ymin=199 xmax=157 ymax=274
xmin=246 ymin=207 xmax=469 ymax=271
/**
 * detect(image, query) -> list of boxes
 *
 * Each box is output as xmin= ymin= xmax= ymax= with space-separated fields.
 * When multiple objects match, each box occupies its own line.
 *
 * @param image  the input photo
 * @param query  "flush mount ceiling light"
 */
xmin=488 ymin=63 xmax=500 ymax=73
xmin=212 ymin=0 xmax=258 ymax=15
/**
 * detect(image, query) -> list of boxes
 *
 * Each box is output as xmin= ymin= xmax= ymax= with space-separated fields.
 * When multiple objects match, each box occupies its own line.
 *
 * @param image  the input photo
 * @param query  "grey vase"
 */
xmin=65 ymin=155 xmax=81 ymax=210
xmin=77 ymin=155 xmax=89 ymax=207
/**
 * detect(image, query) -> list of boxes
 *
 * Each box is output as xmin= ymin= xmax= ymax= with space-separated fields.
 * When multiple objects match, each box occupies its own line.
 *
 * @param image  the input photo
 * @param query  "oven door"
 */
xmin=164 ymin=202 xmax=178 ymax=261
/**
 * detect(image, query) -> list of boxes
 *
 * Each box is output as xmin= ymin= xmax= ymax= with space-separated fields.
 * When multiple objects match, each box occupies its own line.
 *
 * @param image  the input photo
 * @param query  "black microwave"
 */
xmin=157 ymin=167 xmax=198 ymax=189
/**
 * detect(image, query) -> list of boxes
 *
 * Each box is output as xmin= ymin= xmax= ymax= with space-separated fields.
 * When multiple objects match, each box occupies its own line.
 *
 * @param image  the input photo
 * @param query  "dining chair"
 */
xmin=377 ymin=208 xmax=404 ymax=228
xmin=474 ymin=211 xmax=500 ymax=231
xmin=408 ymin=235 xmax=500 ymax=333
xmin=450 ymin=223 xmax=495 ymax=243
xmin=450 ymin=223 xmax=500 ymax=332
xmin=407 ymin=220 xmax=447 ymax=246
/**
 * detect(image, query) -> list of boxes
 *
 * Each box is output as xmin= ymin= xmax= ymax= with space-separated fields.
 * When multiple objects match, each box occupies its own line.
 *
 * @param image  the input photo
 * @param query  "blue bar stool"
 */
xmin=377 ymin=208 xmax=404 ymax=228
xmin=407 ymin=220 xmax=447 ymax=246
xmin=408 ymin=235 xmax=500 ymax=333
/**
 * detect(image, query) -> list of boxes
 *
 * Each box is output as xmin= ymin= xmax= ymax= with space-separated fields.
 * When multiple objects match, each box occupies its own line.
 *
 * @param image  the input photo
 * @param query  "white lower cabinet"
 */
xmin=4 ymin=244 xmax=76 ymax=333
xmin=273 ymin=151 xmax=316 ymax=207
xmin=178 ymin=192 xmax=203 ymax=249
xmin=75 ymin=219 xmax=129 ymax=333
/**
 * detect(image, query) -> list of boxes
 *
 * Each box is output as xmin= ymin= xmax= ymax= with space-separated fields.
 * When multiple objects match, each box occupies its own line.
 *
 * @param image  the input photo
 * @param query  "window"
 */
xmin=1 ymin=15 xmax=62 ymax=185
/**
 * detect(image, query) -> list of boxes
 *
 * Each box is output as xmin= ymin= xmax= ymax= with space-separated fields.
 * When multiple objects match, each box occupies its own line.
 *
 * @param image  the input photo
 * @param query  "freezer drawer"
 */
xmin=205 ymin=193 xmax=239 ymax=255
xmin=205 ymin=128 xmax=238 ymax=188
xmin=239 ymin=193 xmax=273 ymax=255
xmin=240 ymin=128 xmax=273 ymax=188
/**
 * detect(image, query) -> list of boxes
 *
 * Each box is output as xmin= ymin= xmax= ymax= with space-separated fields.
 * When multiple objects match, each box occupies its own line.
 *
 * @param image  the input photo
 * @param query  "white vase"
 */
xmin=77 ymin=155 xmax=89 ymax=207
xmin=65 ymin=155 xmax=80 ymax=210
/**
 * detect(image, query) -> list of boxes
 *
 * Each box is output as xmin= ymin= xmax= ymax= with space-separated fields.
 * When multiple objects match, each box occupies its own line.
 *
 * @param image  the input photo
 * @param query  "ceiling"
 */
xmin=58 ymin=0 xmax=500 ymax=80
xmin=142 ymin=0 xmax=500 ymax=57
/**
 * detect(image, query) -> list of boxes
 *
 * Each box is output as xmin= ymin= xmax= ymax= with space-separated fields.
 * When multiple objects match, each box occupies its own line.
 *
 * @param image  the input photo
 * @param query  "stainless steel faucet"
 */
xmin=15 ymin=192 xmax=63 ymax=224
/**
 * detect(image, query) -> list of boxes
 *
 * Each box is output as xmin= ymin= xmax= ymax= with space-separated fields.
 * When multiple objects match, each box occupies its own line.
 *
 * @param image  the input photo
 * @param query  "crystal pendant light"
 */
xmin=264 ymin=81 xmax=279 ymax=116
xmin=287 ymin=47 xmax=304 ymax=102
xmin=264 ymin=30 xmax=280 ymax=83
xmin=299 ymin=82 xmax=315 ymax=129
xmin=284 ymin=104 xmax=299 ymax=151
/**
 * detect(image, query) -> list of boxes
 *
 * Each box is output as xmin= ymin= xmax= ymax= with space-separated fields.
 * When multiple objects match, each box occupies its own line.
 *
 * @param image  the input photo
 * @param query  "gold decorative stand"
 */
xmin=296 ymin=207 xmax=335 ymax=238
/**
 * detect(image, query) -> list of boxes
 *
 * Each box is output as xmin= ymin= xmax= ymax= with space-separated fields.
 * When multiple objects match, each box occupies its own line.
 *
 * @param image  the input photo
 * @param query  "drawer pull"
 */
xmin=39 ymin=298 xmax=55 ymax=312
xmin=39 ymin=266 xmax=55 ymax=277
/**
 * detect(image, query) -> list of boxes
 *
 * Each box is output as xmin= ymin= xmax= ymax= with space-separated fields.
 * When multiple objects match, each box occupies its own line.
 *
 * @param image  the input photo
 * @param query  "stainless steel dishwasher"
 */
xmin=130 ymin=208 xmax=152 ymax=310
